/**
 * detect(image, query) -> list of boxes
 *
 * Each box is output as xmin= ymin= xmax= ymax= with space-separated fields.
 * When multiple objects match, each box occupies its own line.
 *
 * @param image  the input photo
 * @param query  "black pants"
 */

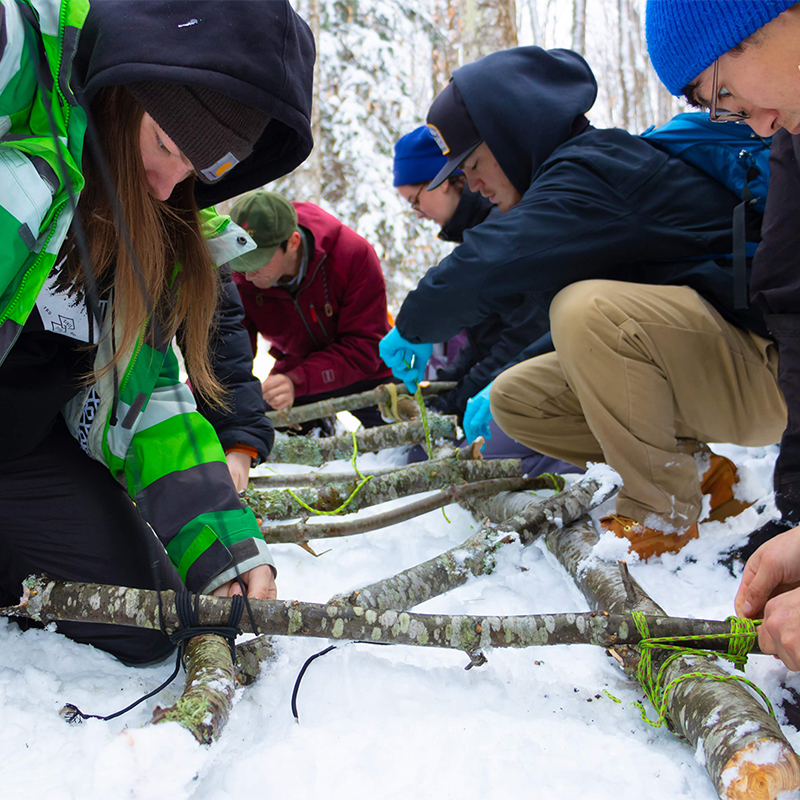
xmin=0 ymin=422 xmax=182 ymax=664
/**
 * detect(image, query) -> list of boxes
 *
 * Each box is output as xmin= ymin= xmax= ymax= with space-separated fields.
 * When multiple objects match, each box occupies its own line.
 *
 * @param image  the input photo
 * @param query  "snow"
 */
xmin=2 ymin=442 xmax=800 ymax=799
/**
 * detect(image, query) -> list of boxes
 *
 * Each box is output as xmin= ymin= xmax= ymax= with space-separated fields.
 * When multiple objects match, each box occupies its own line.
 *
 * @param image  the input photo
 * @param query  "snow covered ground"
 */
xmin=2 ymin=441 xmax=799 ymax=800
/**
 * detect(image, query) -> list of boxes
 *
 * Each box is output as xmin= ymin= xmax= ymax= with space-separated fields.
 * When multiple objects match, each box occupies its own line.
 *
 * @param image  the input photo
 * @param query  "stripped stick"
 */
xmin=259 ymin=477 xmax=548 ymax=543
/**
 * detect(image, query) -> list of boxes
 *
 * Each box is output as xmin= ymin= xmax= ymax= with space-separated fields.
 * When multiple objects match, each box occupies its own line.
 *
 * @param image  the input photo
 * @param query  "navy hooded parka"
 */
xmin=394 ymin=47 xmax=766 ymax=356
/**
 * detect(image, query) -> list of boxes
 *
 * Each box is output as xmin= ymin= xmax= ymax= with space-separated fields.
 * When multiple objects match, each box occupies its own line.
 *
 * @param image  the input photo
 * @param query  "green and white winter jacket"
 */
xmin=0 ymin=0 xmax=314 ymax=591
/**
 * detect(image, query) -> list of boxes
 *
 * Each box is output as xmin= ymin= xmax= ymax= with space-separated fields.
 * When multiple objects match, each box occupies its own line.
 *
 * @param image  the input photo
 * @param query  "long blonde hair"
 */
xmin=64 ymin=85 xmax=224 ymax=404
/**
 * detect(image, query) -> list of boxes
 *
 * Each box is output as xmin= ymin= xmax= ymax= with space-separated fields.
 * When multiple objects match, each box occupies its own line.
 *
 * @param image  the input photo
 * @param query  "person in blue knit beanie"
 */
xmin=647 ymin=1 xmax=798 ymax=135
xmin=648 ymin=1 xmax=800 ymax=672
xmin=393 ymin=125 xmax=474 ymax=232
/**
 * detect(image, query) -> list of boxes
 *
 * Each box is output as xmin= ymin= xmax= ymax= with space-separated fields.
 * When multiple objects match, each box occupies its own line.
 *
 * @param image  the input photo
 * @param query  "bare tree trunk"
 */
xmin=150 ymin=634 xmax=235 ymax=745
xmin=544 ymin=518 xmax=800 ymax=799
xmin=267 ymin=417 xmax=458 ymax=466
xmin=308 ymin=0 xmax=322 ymax=204
xmin=571 ymin=0 xmax=586 ymax=55
xmin=246 ymin=459 xmax=560 ymax=520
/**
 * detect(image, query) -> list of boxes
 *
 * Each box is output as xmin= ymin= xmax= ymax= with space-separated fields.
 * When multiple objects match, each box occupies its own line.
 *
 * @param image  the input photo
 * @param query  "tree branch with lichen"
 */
xmin=267 ymin=382 xmax=456 ymax=427
xmin=245 ymin=459 xmax=563 ymax=520
xmin=266 ymin=416 xmax=458 ymax=467
xmin=258 ymin=477 xmax=547 ymax=543
xmin=2 ymin=576 xmax=750 ymax=655
xmin=328 ymin=475 xmax=617 ymax=611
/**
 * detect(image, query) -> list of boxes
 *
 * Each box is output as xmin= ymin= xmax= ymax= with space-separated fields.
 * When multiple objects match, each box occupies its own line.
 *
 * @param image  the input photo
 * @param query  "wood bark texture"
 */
xmin=250 ymin=449 xmax=484 ymax=489
xmin=4 ymin=577 xmax=747 ymax=653
xmin=259 ymin=477 xmax=542 ymax=543
xmin=246 ymin=459 xmax=559 ymax=520
xmin=544 ymin=518 xmax=800 ymax=800
xmin=329 ymin=476 xmax=614 ymax=611
xmin=267 ymin=417 xmax=458 ymax=466
xmin=150 ymin=633 xmax=235 ymax=745
xmin=467 ymin=475 xmax=619 ymax=546
xmin=266 ymin=382 xmax=455 ymax=426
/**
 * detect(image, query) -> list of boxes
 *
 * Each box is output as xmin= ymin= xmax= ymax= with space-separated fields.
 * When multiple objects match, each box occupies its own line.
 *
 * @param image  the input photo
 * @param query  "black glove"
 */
xmin=728 ymin=516 xmax=796 ymax=565
xmin=723 ymin=490 xmax=800 ymax=567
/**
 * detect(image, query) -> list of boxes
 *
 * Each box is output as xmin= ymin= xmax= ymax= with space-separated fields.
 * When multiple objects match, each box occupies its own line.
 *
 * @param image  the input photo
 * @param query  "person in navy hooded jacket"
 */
xmin=380 ymin=46 xmax=784 ymax=561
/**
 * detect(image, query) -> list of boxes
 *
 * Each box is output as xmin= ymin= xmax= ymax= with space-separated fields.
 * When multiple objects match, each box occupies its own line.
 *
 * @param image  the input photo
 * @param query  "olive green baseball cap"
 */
xmin=229 ymin=190 xmax=298 ymax=272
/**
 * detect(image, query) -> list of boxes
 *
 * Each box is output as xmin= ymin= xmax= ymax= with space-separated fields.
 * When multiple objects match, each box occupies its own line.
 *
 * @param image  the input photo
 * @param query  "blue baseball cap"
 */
xmin=393 ymin=126 xmax=450 ymax=187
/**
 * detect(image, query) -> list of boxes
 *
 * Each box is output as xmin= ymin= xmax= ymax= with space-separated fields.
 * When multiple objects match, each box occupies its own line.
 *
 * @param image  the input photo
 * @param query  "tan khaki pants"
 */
xmin=492 ymin=280 xmax=786 ymax=527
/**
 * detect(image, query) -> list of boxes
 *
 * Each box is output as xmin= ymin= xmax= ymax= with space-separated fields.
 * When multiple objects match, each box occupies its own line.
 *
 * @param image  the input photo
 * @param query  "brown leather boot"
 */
xmin=701 ymin=454 xmax=752 ymax=523
xmin=600 ymin=514 xmax=699 ymax=560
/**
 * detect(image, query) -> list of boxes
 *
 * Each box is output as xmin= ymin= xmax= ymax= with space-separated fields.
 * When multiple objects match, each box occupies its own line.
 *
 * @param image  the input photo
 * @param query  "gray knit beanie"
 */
xmin=127 ymin=81 xmax=271 ymax=184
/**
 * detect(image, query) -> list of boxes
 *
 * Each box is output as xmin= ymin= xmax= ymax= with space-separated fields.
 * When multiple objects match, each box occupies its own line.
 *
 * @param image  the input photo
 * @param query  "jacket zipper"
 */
xmin=0 ymin=200 xmax=65 ymax=331
xmin=293 ymin=296 xmax=320 ymax=348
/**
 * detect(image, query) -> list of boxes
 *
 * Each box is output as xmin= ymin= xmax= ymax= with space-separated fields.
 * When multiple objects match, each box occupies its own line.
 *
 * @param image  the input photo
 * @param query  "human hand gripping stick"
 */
xmin=379 ymin=327 xmax=433 ymax=393
xmin=735 ymin=526 xmax=800 ymax=670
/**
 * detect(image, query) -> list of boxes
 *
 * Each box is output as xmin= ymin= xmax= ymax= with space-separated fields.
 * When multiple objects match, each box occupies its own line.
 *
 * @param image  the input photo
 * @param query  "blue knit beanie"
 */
xmin=393 ymin=126 xmax=449 ymax=187
xmin=646 ymin=0 xmax=797 ymax=95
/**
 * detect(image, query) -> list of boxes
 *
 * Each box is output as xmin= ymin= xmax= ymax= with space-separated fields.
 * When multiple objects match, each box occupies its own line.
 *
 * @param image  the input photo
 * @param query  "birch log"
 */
xmin=150 ymin=633 xmax=235 ymax=744
xmin=3 ymin=577 xmax=749 ymax=653
xmin=544 ymin=518 xmax=800 ymax=800
xmin=267 ymin=417 xmax=458 ymax=466
xmin=328 ymin=475 xmax=619 ymax=610
xmin=266 ymin=382 xmax=455 ymax=426
xmin=245 ymin=460 xmax=562 ymax=520
xmin=250 ymin=450 xmax=487 ymax=489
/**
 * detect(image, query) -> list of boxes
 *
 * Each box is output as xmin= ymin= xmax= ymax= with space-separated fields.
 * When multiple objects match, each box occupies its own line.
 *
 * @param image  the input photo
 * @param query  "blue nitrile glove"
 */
xmin=463 ymin=382 xmax=494 ymax=445
xmin=379 ymin=327 xmax=433 ymax=393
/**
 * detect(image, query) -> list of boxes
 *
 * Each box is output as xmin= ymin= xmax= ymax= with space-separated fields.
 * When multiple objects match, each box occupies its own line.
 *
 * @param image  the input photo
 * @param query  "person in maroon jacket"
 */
xmin=229 ymin=190 xmax=392 ymax=429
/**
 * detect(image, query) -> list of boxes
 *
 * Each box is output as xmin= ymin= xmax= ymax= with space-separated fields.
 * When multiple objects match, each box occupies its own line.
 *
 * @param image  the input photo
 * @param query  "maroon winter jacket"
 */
xmin=233 ymin=202 xmax=392 ymax=398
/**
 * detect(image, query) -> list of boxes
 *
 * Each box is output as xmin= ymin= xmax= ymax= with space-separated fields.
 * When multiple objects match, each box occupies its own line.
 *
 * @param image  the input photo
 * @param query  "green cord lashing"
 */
xmin=629 ymin=610 xmax=772 ymax=729
xmin=414 ymin=385 xmax=434 ymax=459
xmin=286 ymin=431 xmax=373 ymax=516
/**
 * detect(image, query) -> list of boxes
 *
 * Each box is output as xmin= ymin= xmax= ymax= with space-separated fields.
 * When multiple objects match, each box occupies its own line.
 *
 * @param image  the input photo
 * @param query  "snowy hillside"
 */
xmin=1 ymin=442 xmax=797 ymax=800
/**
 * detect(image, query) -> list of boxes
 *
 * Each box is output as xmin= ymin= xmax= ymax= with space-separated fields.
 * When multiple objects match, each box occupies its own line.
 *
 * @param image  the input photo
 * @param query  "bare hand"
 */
xmin=735 ymin=526 xmax=800 ymax=618
xmin=225 ymin=450 xmax=251 ymax=493
xmin=757 ymin=586 xmax=800 ymax=671
xmin=734 ymin=526 xmax=800 ymax=671
xmin=211 ymin=564 xmax=277 ymax=600
xmin=262 ymin=374 xmax=295 ymax=411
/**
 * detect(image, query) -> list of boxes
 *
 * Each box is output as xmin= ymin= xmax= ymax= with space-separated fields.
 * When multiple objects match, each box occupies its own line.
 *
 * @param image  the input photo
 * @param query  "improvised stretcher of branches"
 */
xmin=7 ymin=380 xmax=799 ymax=799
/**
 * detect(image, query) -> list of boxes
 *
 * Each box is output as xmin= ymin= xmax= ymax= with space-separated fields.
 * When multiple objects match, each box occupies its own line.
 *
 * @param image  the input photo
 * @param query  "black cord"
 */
xmin=62 ymin=590 xmax=245 ymax=724
xmin=290 ymin=641 xmax=392 ymax=723
xmin=291 ymin=645 xmax=338 ymax=722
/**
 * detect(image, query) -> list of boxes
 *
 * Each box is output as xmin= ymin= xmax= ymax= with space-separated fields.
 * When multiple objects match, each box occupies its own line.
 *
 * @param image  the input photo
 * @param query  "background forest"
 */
xmin=257 ymin=0 xmax=687 ymax=309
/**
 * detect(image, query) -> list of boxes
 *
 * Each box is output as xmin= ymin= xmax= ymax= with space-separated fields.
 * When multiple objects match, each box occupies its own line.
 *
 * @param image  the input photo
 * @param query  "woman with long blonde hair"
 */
xmin=0 ymin=0 xmax=314 ymax=663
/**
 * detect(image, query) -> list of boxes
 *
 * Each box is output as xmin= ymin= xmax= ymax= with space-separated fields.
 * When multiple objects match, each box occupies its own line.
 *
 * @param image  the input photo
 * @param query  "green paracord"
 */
xmin=415 ymin=385 xmax=434 ymax=459
xmin=287 ymin=431 xmax=374 ymax=516
xmin=628 ymin=610 xmax=772 ymax=728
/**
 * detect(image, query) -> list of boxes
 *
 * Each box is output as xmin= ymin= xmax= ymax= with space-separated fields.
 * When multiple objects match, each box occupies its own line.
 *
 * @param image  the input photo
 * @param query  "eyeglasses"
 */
xmin=408 ymin=183 xmax=427 ymax=211
xmin=709 ymin=60 xmax=750 ymax=123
